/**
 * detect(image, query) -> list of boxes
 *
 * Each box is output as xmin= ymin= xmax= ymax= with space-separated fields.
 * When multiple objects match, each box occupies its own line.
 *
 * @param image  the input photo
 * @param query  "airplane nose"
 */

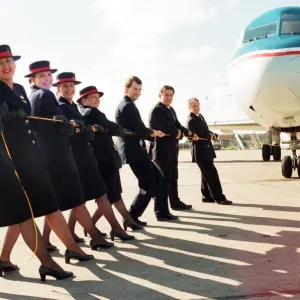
xmin=286 ymin=55 xmax=300 ymax=100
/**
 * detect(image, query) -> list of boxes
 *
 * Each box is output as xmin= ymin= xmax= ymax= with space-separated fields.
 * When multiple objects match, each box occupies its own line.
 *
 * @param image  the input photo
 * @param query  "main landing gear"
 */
xmin=262 ymin=144 xmax=281 ymax=161
xmin=281 ymin=131 xmax=299 ymax=178
xmin=262 ymin=128 xmax=281 ymax=162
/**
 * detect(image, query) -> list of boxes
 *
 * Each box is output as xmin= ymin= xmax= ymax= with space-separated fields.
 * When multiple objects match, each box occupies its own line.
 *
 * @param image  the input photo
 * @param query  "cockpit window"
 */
xmin=243 ymin=22 xmax=277 ymax=43
xmin=281 ymin=13 xmax=300 ymax=34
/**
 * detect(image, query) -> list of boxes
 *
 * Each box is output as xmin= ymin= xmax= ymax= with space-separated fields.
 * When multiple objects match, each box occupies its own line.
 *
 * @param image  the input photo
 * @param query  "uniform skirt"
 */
xmin=50 ymin=171 xmax=86 ymax=211
xmin=99 ymin=166 xmax=122 ymax=203
xmin=3 ymin=119 xmax=59 ymax=220
xmin=33 ymin=126 xmax=86 ymax=211
xmin=71 ymin=141 xmax=107 ymax=201
xmin=0 ymin=138 xmax=32 ymax=227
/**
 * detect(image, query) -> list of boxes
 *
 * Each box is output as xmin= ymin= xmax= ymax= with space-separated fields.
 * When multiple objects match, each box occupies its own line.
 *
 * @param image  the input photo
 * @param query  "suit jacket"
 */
xmin=29 ymin=86 xmax=78 ymax=176
xmin=81 ymin=105 xmax=123 ymax=169
xmin=186 ymin=112 xmax=216 ymax=162
xmin=149 ymin=102 xmax=189 ymax=161
xmin=115 ymin=95 xmax=153 ymax=164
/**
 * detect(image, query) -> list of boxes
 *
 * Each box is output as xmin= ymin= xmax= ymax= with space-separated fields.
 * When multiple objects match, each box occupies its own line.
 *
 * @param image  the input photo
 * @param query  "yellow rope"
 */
xmin=1 ymin=132 xmax=38 ymax=261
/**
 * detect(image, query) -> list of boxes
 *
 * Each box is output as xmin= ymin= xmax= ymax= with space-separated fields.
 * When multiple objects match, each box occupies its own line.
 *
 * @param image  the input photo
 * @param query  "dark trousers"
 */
xmin=197 ymin=160 xmax=225 ymax=201
xmin=154 ymin=158 xmax=176 ymax=217
xmin=129 ymin=160 xmax=168 ymax=218
xmin=168 ymin=147 xmax=181 ymax=207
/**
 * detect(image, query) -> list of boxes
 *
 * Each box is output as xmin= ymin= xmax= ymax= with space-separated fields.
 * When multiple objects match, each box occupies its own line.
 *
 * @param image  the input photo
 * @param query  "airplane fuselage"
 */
xmin=228 ymin=6 xmax=300 ymax=130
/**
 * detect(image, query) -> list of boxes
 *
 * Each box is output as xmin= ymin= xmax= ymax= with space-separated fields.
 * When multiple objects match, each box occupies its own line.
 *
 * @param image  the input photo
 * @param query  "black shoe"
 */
xmin=84 ymin=228 xmax=107 ymax=238
xmin=45 ymin=243 xmax=58 ymax=252
xmin=171 ymin=202 xmax=192 ymax=210
xmin=110 ymin=230 xmax=135 ymax=241
xmin=39 ymin=265 xmax=73 ymax=282
xmin=216 ymin=199 xmax=233 ymax=205
xmin=131 ymin=215 xmax=147 ymax=226
xmin=202 ymin=198 xmax=215 ymax=203
xmin=90 ymin=239 xmax=114 ymax=250
xmin=73 ymin=234 xmax=85 ymax=244
xmin=157 ymin=214 xmax=179 ymax=221
xmin=123 ymin=220 xmax=144 ymax=231
xmin=0 ymin=261 xmax=19 ymax=276
xmin=64 ymin=249 xmax=94 ymax=264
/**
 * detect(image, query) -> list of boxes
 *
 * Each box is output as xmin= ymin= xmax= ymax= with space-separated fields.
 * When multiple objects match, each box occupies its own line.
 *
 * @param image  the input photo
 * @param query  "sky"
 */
xmin=1 ymin=0 xmax=300 ymax=125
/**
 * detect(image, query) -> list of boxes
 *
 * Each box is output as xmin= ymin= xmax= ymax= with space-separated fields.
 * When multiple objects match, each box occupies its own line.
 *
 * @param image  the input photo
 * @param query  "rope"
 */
xmin=1 ymin=132 xmax=38 ymax=261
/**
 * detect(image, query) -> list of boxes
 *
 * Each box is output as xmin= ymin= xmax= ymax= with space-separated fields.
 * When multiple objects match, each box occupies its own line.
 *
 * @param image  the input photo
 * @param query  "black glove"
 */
xmin=94 ymin=124 xmax=109 ymax=134
xmin=0 ymin=102 xmax=9 ymax=119
xmin=53 ymin=115 xmax=74 ymax=135
xmin=74 ymin=120 xmax=88 ymax=133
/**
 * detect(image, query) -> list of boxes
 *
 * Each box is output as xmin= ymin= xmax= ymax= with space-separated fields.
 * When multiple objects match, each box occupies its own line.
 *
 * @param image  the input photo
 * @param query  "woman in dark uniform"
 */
xmin=55 ymin=73 xmax=135 ymax=241
xmin=27 ymin=61 xmax=113 ymax=249
xmin=0 ymin=45 xmax=79 ymax=281
xmin=78 ymin=86 xmax=143 ymax=233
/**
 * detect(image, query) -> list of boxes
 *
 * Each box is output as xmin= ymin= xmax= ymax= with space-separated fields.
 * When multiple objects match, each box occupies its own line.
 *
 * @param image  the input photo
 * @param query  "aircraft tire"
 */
xmin=262 ymin=144 xmax=271 ymax=161
xmin=282 ymin=156 xmax=293 ymax=178
xmin=297 ymin=158 xmax=300 ymax=178
xmin=272 ymin=145 xmax=281 ymax=161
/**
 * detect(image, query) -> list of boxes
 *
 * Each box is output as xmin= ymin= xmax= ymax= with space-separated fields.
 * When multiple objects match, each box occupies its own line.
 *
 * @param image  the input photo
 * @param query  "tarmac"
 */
xmin=1 ymin=149 xmax=300 ymax=300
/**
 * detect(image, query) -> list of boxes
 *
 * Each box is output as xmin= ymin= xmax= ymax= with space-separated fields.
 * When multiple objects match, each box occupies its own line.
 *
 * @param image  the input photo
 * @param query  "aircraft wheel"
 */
xmin=262 ymin=144 xmax=271 ymax=161
xmin=272 ymin=144 xmax=281 ymax=161
xmin=297 ymin=158 xmax=300 ymax=178
xmin=282 ymin=156 xmax=293 ymax=178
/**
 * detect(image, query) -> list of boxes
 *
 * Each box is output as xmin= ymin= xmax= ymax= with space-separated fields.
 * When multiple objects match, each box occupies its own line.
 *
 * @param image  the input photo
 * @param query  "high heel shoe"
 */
xmin=84 ymin=228 xmax=107 ymax=238
xmin=123 ymin=220 xmax=143 ymax=231
xmin=110 ymin=230 xmax=135 ymax=241
xmin=45 ymin=243 xmax=58 ymax=252
xmin=73 ymin=234 xmax=85 ymax=244
xmin=90 ymin=239 xmax=114 ymax=250
xmin=39 ymin=265 xmax=73 ymax=282
xmin=64 ymin=249 xmax=94 ymax=264
xmin=0 ymin=260 xmax=19 ymax=277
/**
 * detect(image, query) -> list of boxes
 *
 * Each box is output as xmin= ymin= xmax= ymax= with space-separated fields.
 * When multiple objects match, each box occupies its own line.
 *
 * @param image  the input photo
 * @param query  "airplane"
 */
xmin=208 ymin=6 xmax=300 ymax=178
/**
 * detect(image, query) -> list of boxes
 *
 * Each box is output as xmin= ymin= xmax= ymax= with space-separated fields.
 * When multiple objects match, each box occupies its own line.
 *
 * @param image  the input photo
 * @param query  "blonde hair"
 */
xmin=187 ymin=97 xmax=199 ymax=108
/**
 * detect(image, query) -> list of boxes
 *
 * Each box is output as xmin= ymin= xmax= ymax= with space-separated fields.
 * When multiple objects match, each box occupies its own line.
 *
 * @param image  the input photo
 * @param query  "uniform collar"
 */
xmin=58 ymin=96 xmax=74 ymax=107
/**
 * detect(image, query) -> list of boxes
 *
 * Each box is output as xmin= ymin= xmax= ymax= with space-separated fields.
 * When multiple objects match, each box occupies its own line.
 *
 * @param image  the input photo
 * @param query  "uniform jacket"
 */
xmin=149 ymin=102 xmax=189 ymax=161
xmin=186 ymin=112 xmax=216 ymax=162
xmin=58 ymin=97 xmax=99 ymax=172
xmin=81 ymin=105 xmax=123 ymax=169
xmin=115 ymin=95 xmax=153 ymax=164
xmin=29 ymin=86 xmax=78 ymax=176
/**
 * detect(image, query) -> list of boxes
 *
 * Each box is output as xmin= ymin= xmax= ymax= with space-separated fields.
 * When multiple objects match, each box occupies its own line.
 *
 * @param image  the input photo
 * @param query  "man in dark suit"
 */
xmin=186 ymin=97 xmax=232 ymax=205
xmin=149 ymin=85 xmax=195 ymax=216
xmin=115 ymin=76 xmax=177 ymax=224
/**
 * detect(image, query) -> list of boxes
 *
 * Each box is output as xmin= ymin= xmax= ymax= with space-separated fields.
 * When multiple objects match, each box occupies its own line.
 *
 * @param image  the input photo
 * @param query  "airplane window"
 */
xmin=243 ymin=22 xmax=277 ymax=43
xmin=281 ymin=13 xmax=300 ymax=34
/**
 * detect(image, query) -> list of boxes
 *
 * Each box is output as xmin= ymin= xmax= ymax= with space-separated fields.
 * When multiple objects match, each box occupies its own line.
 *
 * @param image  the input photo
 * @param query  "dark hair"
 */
xmin=124 ymin=76 xmax=142 ymax=88
xmin=160 ymin=85 xmax=175 ymax=94
xmin=187 ymin=97 xmax=199 ymax=107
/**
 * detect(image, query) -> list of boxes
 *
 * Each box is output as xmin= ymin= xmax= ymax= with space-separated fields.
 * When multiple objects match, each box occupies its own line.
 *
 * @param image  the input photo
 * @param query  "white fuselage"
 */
xmin=228 ymin=48 xmax=300 ymax=129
